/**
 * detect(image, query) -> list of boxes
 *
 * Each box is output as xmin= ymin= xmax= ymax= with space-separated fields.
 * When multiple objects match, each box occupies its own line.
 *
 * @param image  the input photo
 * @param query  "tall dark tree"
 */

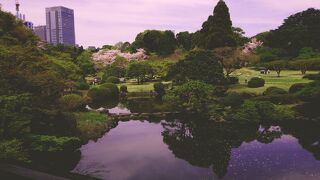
xmin=176 ymin=31 xmax=193 ymax=50
xmin=198 ymin=0 xmax=236 ymax=49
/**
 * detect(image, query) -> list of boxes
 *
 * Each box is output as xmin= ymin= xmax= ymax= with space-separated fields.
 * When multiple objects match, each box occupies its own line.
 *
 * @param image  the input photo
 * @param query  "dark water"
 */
xmin=72 ymin=117 xmax=320 ymax=180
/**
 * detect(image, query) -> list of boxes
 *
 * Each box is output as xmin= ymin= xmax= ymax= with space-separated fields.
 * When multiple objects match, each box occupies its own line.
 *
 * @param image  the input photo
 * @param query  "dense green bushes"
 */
xmin=232 ymin=101 xmax=281 ymax=123
xmin=263 ymin=87 xmax=287 ymax=96
xmin=154 ymin=82 xmax=166 ymax=97
xmin=105 ymin=76 xmax=120 ymax=84
xmin=87 ymin=83 xmax=119 ymax=103
xmin=289 ymin=83 xmax=308 ymax=93
xmin=120 ymin=85 xmax=128 ymax=93
xmin=77 ymin=81 xmax=90 ymax=90
xmin=0 ymin=139 xmax=29 ymax=162
xmin=303 ymin=73 xmax=320 ymax=81
xmin=59 ymin=94 xmax=87 ymax=111
xmin=248 ymin=77 xmax=265 ymax=88
xmin=27 ymin=135 xmax=81 ymax=154
xmin=222 ymin=93 xmax=244 ymax=108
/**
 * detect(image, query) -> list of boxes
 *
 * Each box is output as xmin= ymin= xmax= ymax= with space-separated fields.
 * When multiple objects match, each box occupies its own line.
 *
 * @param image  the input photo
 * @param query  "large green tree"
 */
xmin=167 ymin=50 xmax=224 ymax=85
xmin=197 ymin=0 xmax=236 ymax=49
xmin=266 ymin=8 xmax=320 ymax=57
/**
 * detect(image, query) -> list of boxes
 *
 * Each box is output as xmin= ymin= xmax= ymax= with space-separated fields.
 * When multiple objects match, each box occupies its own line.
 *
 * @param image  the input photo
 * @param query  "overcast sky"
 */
xmin=1 ymin=0 xmax=320 ymax=47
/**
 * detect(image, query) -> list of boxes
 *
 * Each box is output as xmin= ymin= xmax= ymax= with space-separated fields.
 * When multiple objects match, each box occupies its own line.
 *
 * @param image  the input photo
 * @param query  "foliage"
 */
xmin=248 ymin=77 xmax=265 ymax=88
xmin=222 ymin=93 xmax=244 ymax=108
xmin=297 ymin=81 xmax=320 ymax=102
xmin=88 ymin=83 xmax=119 ymax=103
xmin=289 ymin=59 xmax=320 ymax=74
xmin=227 ymin=76 xmax=239 ymax=84
xmin=59 ymin=94 xmax=87 ymax=111
xmin=105 ymin=76 xmax=120 ymax=84
xmin=176 ymin=31 xmax=193 ymax=50
xmin=263 ymin=87 xmax=287 ymax=96
xmin=265 ymin=8 xmax=320 ymax=57
xmin=153 ymin=82 xmax=166 ymax=97
xmin=76 ymin=50 xmax=96 ymax=76
xmin=213 ymin=86 xmax=228 ymax=97
xmin=232 ymin=101 xmax=279 ymax=123
xmin=289 ymin=83 xmax=308 ymax=93
xmin=77 ymin=81 xmax=90 ymax=90
xmin=27 ymin=135 xmax=81 ymax=153
xmin=127 ymin=62 xmax=153 ymax=84
xmin=197 ymin=0 xmax=236 ymax=49
xmin=255 ymin=47 xmax=286 ymax=63
xmin=213 ymin=47 xmax=244 ymax=77
xmin=167 ymin=50 xmax=224 ymax=85
xmin=120 ymin=85 xmax=128 ymax=93
xmin=303 ymin=73 xmax=320 ymax=81
xmin=265 ymin=60 xmax=288 ymax=77
xmin=130 ymin=30 xmax=177 ymax=56
xmin=0 ymin=139 xmax=30 ymax=162
xmin=165 ymin=81 xmax=214 ymax=112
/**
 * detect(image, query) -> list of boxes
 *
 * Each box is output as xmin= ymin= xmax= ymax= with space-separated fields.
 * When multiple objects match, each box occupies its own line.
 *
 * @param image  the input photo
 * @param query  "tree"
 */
xmin=289 ymin=59 xmax=316 ymax=75
xmin=266 ymin=8 xmax=320 ymax=57
xmin=213 ymin=47 xmax=243 ymax=77
xmin=153 ymin=82 xmax=166 ymax=97
xmin=76 ymin=50 xmax=96 ymax=76
xmin=176 ymin=31 xmax=193 ymax=50
xmin=127 ymin=62 xmax=154 ymax=84
xmin=167 ymin=50 xmax=224 ymax=85
xmin=198 ymin=0 xmax=236 ymax=49
xmin=130 ymin=30 xmax=177 ymax=56
xmin=266 ymin=60 xmax=288 ymax=77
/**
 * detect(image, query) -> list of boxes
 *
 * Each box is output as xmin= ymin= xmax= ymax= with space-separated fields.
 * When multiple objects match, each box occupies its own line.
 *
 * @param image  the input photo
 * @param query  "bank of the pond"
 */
xmin=74 ymin=111 xmax=118 ymax=143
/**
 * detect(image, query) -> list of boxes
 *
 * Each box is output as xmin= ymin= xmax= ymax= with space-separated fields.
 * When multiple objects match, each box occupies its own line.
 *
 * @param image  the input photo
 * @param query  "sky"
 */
xmin=1 ymin=0 xmax=320 ymax=47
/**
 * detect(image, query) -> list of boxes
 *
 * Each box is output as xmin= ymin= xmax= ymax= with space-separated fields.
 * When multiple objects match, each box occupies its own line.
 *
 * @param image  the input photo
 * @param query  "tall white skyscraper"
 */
xmin=46 ymin=6 xmax=75 ymax=46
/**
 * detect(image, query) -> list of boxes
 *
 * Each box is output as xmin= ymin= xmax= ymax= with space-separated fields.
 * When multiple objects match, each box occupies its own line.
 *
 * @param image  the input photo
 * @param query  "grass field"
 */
xmin=228 ymin=68 xmax=319 ymax=94
xmin=118 ymin=81 xmax=171 ymax=93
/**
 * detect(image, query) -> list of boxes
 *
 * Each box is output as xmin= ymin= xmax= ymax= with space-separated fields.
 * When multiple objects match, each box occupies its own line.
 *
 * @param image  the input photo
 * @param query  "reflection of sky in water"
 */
xmin=108 ymin=106 xmax=131 ymax=115
xmin=73 ymin=121 xmax=320 ymax=180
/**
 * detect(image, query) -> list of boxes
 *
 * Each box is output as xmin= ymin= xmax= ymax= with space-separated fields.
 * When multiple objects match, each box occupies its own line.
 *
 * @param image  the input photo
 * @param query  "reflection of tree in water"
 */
xmin=282 ymin=121 xmax=320 ymax=160
xmin=161 ymin=119 xmax=259 ymax=178
xmin=256 ymin=125 xmax=282 ymax=144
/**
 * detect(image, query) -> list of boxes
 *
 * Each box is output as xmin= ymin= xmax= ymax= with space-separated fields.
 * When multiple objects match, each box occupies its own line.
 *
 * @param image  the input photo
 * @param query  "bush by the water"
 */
xmin=105 ymin=76 xmax=120 ymax=84
xmin=27 ymin=135 xmax=81 ymax=154
xmin=232 ymin=101 xmax=282 ymax=123
xmin=59 ymin=94 xmax=87 ymax=111
xmin=248 ymin=77 xmax=265 ymax=88
xmin=154 ymin=82 xmax=166 ymax=97
xmin=263 ymin=87 xmax=287 ymax=96
xmin=87 ymin=83 xmax=119 ymax=103
xmin=289 ymin=83 xmax=308 ymax=93
xmin=0 ymin=139 xmax=29 ymax=162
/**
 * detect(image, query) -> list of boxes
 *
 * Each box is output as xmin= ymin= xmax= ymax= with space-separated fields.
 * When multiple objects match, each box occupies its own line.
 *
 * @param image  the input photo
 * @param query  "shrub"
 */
xmin=227 ymin=76 xmax=239 ymax=84
xmin=59 ymin=94 xmax=87 ymax=111
xmin=303 ymin=73 xmax=320 ymax=81
xmin=154 ymin=82 xmax=166 ymax=97
xmin=253 ymin=94 xmax=299 ymax=105
xmin=289 ymin=83 xmax=308 ymax=93
xmin=27 ymin=135 xmax=81 ymax=154
xmin=263 ymin=87 xmax=287 ymax=96
xmin=248 ymin=77 xmax=265 ymax=88
xmin=77 ymin=81 xmax=90 ymax=90
xmin=222 ymin=93 xmax=244 ymax=108
xmin=213 ymin=86 xmax=228 ymax=97
xmin=106 ymin=76 xmax=120 ymax=84
xmin=120 ymin=85 xmax=128 ymax=93
xmin=297 ymin=82 xmax=320 ymax=102
xmin=0 ymin=139 xmax=29 ymax=162
xmin=88 ymin=84 xmax=119 ymax=103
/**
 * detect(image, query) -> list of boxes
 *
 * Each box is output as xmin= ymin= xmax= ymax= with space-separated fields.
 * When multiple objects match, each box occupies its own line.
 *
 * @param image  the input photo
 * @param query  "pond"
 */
xmin=72 ymin=114 xmax=320 ymax=180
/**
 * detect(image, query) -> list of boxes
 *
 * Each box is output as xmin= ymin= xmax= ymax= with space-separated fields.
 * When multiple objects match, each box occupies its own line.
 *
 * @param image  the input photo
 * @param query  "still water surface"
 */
xmin=72 ymin=118 xmax=320 ymax=180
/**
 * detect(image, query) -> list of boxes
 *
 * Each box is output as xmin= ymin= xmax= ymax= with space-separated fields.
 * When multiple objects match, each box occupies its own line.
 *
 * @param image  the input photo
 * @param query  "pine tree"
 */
xmin=198 ymin=0 xmax=236 ymax=49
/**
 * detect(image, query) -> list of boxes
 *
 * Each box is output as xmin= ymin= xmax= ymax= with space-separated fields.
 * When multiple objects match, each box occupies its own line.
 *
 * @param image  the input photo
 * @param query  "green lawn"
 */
xmin=228 ymin=68 xmax=318 ymax=94
xmin=118 ymin=81 xmax=171 ymax=93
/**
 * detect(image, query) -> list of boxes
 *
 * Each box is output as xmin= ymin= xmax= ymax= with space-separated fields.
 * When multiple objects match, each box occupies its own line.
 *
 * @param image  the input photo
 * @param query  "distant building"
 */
xmin=34 ymin=25 xmax=47 ymax=41
xmin=46 ymin=6 xmax=76 ymax=46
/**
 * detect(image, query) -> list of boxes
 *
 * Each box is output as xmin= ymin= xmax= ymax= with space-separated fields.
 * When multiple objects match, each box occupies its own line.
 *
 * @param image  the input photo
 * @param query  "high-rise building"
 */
xmin=34 ymin=25 xmax=47 ymax=42
xmin=46 ymin=6 xmax=75 ymax=46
